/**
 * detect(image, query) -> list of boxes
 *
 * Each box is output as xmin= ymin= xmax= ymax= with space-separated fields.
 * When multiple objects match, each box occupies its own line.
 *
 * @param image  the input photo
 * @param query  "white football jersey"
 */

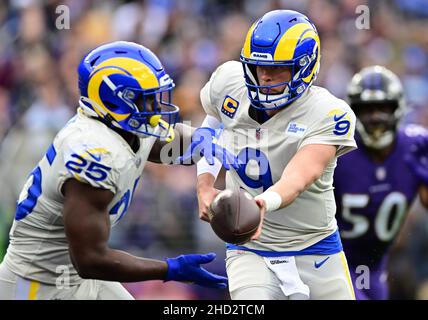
xmin=200 ymin=61 xmax=357 ymax=252
xmin=4 ymin=110 xmax=156 ymax=285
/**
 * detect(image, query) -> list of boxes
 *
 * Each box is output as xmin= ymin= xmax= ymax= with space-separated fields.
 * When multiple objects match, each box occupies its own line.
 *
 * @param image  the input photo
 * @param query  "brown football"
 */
xmin=209 ymin=188 xmax=261 ymax=245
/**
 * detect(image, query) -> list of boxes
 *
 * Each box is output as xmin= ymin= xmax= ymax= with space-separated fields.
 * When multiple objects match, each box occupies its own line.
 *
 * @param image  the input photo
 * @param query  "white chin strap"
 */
xmin=356 ymin=120 xmax=394 ymax=150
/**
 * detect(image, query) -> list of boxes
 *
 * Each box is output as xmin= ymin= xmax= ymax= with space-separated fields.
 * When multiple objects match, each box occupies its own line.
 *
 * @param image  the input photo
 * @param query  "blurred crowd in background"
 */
xmin=0 ymin=0 xmax=428 ymax=299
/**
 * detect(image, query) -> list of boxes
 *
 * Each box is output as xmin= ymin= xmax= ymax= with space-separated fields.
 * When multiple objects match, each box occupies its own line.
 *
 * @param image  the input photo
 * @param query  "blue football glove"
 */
xmin=175 ymin=127 xmax=240 ymax=170
xmin=165 ymin=252 xmax=228 ymax=289
xmin=404 ymin=134 xmax=428 ymax=186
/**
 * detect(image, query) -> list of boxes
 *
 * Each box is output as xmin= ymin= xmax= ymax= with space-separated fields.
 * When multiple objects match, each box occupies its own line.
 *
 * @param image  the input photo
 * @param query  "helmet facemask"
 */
xmin=241 ymin=51 xmax=319 ymax=110
xmin=239 ymin=11 xmax=321 ymax=111
xmin=347 ymin=65 xmax=406 ymax=150
xmin=353 ymin=101 xmax=401 ymax=150
xmin=244 ymin=62 xmax=293 ymax=110
xmin=82 ymin=73 xmax=179 ymax=141
xmin=120 ymin=87 xmax=179 ymax=141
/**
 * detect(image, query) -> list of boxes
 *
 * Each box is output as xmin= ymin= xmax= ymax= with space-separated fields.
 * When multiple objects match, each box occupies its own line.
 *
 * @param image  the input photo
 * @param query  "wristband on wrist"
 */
xmin=197 ymin=156 xmax=222 ymax=178
xmin=255 ymin=191 xmax=282 ymax=212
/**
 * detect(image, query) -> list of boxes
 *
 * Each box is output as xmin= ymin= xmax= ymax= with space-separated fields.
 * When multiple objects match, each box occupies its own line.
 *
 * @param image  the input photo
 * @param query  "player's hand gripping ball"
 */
xmin=209 ymin=189 xmax=261 ymax=245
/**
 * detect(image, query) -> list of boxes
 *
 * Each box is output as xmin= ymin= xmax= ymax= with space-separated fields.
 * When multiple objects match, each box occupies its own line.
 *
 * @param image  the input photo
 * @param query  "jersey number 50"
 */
xmin=340 ymin=192 xmax=408 ymax=241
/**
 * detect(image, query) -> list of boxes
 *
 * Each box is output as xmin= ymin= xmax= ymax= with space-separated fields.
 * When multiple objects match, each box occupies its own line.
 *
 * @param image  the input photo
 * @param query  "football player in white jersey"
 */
xmin=195 ymin=10 xmax=358 ymax=300
xmin=0 ymin=41 xmax=228 ymax=300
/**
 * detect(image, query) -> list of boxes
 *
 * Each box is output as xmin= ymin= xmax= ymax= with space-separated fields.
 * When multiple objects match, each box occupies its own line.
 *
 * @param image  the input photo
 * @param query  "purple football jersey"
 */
xmin=334 ymin=125 xmax=427 ymax=299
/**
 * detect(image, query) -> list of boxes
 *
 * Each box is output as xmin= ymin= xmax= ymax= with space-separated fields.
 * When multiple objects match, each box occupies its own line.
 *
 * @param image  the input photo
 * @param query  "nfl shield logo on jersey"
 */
xmin=376 ymin=167 xmax=387 ymax=181
xmin=256 ymin=128 xmax=262 ymax=140
xmin=135 ymin=157 xmax=142 ymax=168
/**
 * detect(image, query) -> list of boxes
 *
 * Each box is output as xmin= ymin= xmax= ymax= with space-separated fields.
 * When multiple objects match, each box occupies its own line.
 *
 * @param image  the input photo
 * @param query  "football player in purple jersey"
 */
xmin=334 ymin=65 xmax=428 ymax=300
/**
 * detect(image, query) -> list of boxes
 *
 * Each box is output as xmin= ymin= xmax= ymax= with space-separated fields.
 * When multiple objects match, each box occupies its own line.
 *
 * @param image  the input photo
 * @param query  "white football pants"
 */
xmin=226 ymin=249 xmax=355 ymax=300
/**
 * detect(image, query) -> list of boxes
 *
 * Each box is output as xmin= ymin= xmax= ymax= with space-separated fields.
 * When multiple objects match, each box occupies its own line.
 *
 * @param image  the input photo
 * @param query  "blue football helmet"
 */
xmin=78 ymin=41 xmax=179 ymax=140
xmin=240 ymin=10 xmax=321 ymax=110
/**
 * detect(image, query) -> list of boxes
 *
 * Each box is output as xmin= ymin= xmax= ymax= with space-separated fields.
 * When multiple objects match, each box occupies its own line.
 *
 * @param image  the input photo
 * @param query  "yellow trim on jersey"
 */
xmin=242 ymin=22 xmax=257 ymax=58
xmin=86 ymin=147 xmax=108 ymax=156
xmin=71 ymin=148 xmax=108 ymax=182
xmin=339 ymin=251 xmax=356 ymax=300
xmin=77 ymin=148 xmax=109 ymax=163
xmin=28 ymin=281 xmax=40 ymax=300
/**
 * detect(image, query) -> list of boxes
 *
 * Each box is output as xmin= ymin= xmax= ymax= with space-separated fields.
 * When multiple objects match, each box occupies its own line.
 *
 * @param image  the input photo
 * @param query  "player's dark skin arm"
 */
xmin=148 ymin=123 xmax=196 ymax=164
xmin=63 ymin=178 xmax=169 ymax=282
